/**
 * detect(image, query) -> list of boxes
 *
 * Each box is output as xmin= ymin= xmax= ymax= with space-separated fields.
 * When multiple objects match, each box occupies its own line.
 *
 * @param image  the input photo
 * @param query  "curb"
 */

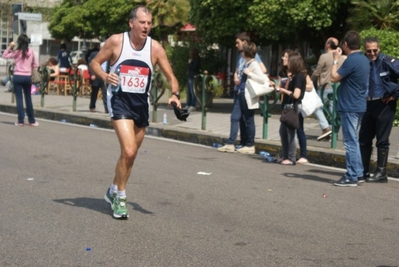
xmin=2 ymin=103 xmax=399 ymax=178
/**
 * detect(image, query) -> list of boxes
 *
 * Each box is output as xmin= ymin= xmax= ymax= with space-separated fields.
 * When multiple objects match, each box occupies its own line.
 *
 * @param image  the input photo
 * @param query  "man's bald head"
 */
xmin=325 ymin=37 xmax=339 ymax=51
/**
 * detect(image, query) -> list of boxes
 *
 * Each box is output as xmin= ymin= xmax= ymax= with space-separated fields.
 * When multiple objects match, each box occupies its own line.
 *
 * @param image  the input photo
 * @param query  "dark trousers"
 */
xmin=359 ymin=99 xmax=396 ymax=150
xmin=13 ymin=75 xmax=35 ymax=123
xmin=89 ymin=81 xmax=107 ymax=110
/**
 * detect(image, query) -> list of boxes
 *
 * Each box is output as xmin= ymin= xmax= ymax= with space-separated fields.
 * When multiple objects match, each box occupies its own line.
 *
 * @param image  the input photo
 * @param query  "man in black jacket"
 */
xmin=359 ymin=36 xmax=399 ymax=183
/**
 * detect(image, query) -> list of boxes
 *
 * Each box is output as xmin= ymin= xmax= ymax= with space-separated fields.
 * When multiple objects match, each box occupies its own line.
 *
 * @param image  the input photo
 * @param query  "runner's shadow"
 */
xmin=53 ymin=197 xmax=154 ymax=215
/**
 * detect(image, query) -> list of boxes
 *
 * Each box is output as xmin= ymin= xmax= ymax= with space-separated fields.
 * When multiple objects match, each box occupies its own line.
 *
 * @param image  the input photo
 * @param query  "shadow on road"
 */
xmin=53 ymin=197 xmax=154 ymax=215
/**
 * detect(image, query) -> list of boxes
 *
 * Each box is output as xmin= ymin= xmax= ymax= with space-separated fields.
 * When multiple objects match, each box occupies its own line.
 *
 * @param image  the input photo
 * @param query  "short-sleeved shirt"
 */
xmin=281 ymin=72 xmax=306 ymax=109
xmin=337 ymin=52 xmax=369 ymax=112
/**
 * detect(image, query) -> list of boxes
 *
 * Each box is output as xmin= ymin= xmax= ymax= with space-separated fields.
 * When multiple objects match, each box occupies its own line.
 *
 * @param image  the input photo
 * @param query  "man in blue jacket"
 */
xmin=359 ymin=37 xmax=399 ymax=183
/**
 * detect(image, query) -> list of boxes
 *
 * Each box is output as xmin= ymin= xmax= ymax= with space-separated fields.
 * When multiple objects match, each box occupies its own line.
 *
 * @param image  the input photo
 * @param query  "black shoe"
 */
xmin=333 ymin=176 xmax=358 ymax=187
xmin=358 ymin=177 xmax=365 ymax=183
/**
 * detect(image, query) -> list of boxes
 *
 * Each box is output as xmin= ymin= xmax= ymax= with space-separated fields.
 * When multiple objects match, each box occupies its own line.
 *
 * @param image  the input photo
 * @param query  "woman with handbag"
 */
xmin=2 ymin=34 xmax=39 ymax=126
xmin=275 ymin=52 xmax=306 ymax=165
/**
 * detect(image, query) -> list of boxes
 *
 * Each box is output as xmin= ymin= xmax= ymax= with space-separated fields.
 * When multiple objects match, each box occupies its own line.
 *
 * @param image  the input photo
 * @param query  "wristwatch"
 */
xmin=172 ymin=91 xmax=180 ymax=100
xmin=332 ymin=60 xmax=338 ymax=65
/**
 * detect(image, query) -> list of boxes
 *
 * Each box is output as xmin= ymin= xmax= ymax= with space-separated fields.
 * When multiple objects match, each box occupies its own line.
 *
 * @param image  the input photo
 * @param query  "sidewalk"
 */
xmin=1 ymin=78 xmax=399 ymax=177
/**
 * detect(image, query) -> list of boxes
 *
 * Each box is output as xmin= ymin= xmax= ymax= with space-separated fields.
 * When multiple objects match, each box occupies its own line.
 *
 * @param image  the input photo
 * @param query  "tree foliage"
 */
xmin=348 ymin=0 xmax=399 ymax=31
xmin=189 ymin=0 xmax=349 ymax=48
xmin=48 ymin=0 xmax=189 ymax=41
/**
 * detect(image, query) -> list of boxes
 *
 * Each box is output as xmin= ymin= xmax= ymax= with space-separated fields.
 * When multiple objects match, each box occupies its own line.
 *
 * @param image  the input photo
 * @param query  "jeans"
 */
xmin=226 ymin=91 xmax=248 ymax=145
xmin=314 ymin=87 xmax=333 ymax=130
xmin=186 ymin=78 xmax=196 ymax=107
xmin=238 ymin=92 xmax=255 ymax=146
xmin=340 ymin=112 xmax=364 ymax=181
xmin=297 ymin=112 xmax=307 ymax=158
xmin=13 ymin=75 xmax=36 ymax=123
xmin=279 ymin=122 xmax=297 ymax=162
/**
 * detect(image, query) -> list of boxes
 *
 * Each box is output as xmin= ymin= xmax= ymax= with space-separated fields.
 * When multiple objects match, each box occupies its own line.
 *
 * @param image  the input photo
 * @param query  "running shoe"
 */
xmin=112 ymin=196 xmax=129 ymax=219
xmin=104 ymin=188 xmax=116 ymax=206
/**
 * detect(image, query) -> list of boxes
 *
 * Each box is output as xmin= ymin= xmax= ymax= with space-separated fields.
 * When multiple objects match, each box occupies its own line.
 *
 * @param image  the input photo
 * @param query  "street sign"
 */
xmin=16 ymin=12 xmax=42 ymax=21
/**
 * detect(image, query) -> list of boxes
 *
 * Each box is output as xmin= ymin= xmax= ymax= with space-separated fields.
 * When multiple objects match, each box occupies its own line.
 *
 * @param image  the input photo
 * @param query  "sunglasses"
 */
xmin=366 ymin=49 xmax=378 ymax=54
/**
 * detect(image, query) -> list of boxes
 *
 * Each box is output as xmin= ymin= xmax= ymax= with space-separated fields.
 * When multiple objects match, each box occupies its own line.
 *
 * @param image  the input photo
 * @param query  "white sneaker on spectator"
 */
xmin=217 ymin=144 xmax=235 ymax=153
xmin=236 ymin=146 xmax=255 ymax=154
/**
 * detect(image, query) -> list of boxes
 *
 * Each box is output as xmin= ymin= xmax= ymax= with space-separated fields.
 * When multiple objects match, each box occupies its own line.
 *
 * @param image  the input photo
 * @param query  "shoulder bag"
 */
xmin=246 ymin=75 xmax=274 ymax=98
xmin=280 ymin=95 xmax=299 ymax=129
xmin=31 ymin=68 xmax=41 ymax=84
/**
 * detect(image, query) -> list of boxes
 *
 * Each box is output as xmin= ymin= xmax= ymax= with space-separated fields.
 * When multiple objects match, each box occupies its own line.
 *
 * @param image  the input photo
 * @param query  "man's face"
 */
xmin=129 ymin=9 xmax=152 ymax=40
xmin=364 ymin=42 xmax=380 ymax=61
xmin=235 ymin=39 xmax=245 ymax=51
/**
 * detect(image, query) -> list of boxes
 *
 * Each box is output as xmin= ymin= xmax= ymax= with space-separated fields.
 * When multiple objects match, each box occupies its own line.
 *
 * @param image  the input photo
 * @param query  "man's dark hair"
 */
xmin=60 ymin=43 xmax=66 ymax=50
xmin=343 ymin=30 xmax=361 ymax=50
xmin=129 ymin=6 xmax=152 ymax=21
xmin=235 ymin=32 xmax=250 ymax=42
xmin=363 ymin=36 xmax=380 ymax=47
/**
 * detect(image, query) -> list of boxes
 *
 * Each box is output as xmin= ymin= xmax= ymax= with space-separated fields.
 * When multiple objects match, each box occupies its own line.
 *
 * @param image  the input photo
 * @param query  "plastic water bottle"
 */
xmin=111 ymin=65 xmax=121 ymax=92
xmin=163 ymin=113 xmax=167 ymax=124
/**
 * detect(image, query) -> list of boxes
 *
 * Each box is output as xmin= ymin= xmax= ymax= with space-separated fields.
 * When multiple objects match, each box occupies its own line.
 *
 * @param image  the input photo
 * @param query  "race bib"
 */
xmin=120 ymin=65 xmax=150 ymax=93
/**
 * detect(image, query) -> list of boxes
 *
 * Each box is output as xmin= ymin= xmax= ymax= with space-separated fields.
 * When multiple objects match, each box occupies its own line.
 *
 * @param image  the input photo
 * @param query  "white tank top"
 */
xmin=109 ymin=32 xmax=153 ymax=95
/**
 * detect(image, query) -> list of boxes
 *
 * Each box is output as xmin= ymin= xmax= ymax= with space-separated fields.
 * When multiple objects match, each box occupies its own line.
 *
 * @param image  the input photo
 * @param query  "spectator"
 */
xmin=186 ymin=48 xmax=201 ymax=112
xmin=57 ymin=43 xmax=72 ymax=73
xmin=331 ymin=30 xmax=369 ymax=187
xmin=85 ymin=43 xmax=100 ymax=64
xmin=311 ymin=37 xmax=346 ymax=141
xmin=1 ymin=34 xmax=39 ymax=126
xmin=359 ymin=36 xmax=399 ymax=183
xmin=275 ymin=52 xmax=306 ymax=165
xmin=46 ymin=58 xmax=60 ymax=81
xmin=1 ymin=76 xmax=12 ymax=92
xmin=236 ymin=42 xmax=265 ymax=154
xmin=87 ymin=43 xmax=106 ymax=112
xmin=77 ymin=58 xmax=88 ymax=72
xmin=218 ymin=32 xmax=266 ymax=153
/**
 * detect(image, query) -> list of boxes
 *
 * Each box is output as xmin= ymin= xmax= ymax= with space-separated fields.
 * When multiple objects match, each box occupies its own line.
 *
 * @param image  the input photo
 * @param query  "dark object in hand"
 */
xmin=171 ymin=102 xmax=190 ymax=121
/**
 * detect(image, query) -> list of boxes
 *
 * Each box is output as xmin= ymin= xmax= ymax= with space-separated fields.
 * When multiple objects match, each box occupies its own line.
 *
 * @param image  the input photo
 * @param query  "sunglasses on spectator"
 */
xmin=366 ymin=49 xmax=378 ymax=54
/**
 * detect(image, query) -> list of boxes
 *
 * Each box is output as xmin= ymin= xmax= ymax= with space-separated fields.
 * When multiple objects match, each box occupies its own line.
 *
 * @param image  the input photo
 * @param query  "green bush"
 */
xmin=360 ymin=28 xmax=399 ymax=126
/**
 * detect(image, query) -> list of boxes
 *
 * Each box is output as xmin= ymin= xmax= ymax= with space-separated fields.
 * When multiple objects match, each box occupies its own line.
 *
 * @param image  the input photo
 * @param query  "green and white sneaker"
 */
xmin=112 ymin=196 xmax=129 ymax=219
xmin=104 ymin=188 xmax=116 ymax=206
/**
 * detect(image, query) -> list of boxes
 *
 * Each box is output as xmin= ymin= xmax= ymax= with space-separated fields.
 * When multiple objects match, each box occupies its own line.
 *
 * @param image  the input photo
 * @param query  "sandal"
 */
xmin=280 ymin=159 xmax=296 ymax=165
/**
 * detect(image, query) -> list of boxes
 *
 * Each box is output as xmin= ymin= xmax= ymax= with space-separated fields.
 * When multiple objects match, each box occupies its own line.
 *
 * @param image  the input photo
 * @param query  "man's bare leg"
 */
xmin=107 ymin=119 xmax=146 ymax=219
xmin=112 ymin=119 xmax=146 ymax=190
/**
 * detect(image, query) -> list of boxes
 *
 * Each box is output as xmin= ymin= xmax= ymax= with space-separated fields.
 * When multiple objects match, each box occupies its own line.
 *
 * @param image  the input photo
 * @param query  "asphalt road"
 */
xmin=0 ymin=113 xmax=398 ymax=267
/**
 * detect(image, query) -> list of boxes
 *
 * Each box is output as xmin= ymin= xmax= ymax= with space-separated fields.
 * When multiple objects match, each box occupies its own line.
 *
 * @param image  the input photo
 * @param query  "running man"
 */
xmin=90 ymin=6 xmax=181 ymax=219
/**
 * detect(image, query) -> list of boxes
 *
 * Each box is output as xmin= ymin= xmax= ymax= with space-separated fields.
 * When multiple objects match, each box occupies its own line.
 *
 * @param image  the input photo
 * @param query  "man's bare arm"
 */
xmin=152 ymin=40 xmax=181 ymax=107
xmin=90 ymin=34 xmax=121 ymax=86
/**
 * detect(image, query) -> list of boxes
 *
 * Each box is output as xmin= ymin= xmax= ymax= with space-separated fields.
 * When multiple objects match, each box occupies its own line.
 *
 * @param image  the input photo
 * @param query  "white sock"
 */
xmin=110 ymin=184 xmax=118 ymax=195
xmin=117 ymin=190 xmax=126 ymax=198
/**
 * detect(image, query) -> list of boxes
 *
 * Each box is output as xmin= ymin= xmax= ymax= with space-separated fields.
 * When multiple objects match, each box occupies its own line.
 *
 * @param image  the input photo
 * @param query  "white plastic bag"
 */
xmin=300 ymin=87 xmax=324 ymax=117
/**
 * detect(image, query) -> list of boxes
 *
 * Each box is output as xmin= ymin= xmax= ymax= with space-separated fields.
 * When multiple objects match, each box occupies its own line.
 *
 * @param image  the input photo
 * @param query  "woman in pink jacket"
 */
xmin=2 ymin=34 xmax=39 ymax=126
